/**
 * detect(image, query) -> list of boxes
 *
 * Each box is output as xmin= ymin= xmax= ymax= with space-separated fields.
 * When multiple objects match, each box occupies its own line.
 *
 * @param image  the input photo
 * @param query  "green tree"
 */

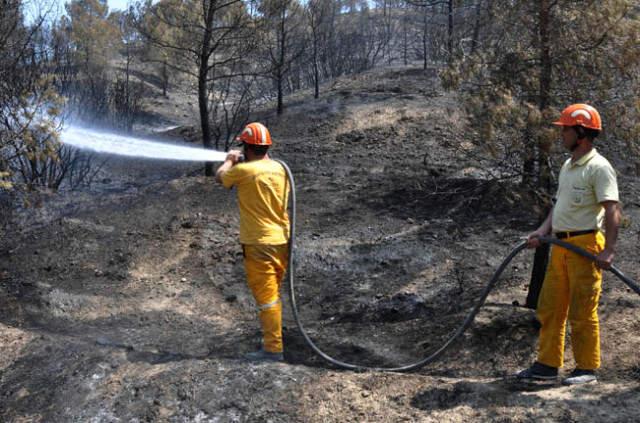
xmin=111 ymin=6 xmax=146 ymax=131
xmin=442 ymin=0 xmax=640 ymax=307
xmin=64 ymin=0 xmax=120 ymax=120
xmin=0 ymin=1 xmax=64 ymax=192
xmin=443 ymin=0 xmax=640 ymax=190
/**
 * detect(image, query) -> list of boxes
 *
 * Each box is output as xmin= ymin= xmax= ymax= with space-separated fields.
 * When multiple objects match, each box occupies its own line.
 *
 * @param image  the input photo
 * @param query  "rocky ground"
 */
xmin=1 ymin=66 xmax=639 ymax=422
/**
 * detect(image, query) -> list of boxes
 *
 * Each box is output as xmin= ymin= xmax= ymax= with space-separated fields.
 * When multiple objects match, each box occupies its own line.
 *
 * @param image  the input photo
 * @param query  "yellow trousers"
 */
xmin=536 ymin=232 xmax=605 ymax=370
xmin=243 ymin=243 xmax=288 ymax=353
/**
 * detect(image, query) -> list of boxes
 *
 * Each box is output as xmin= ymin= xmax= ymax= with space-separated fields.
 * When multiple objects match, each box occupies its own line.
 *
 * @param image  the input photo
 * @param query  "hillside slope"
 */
xmin=1 ymin=66 xmax=639 ymax=422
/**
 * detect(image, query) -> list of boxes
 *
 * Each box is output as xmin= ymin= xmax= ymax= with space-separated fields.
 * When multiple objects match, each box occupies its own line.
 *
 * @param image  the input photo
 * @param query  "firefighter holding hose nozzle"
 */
xmin=215 ymin=122 xmax=290 ymax=362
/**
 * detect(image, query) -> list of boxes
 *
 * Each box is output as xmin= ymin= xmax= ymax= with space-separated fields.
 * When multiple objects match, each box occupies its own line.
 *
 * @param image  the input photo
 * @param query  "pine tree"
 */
xmin=441 ymin=0 xmax=640 ymax=307
xmin=442 ymin=0 xmax=640 ymax=190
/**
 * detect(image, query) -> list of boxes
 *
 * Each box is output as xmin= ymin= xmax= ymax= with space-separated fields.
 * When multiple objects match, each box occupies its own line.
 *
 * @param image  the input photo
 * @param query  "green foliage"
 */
xmin=65 ymin=0 xmax=119 ymax=69
xmin=8 ymin=79 xmax=67 ymax=191
xmin=1 ymin=2 xmax=64 ymax=193
xmin=0 ymin=173 xmax=11 ymax=190
xmin=443 ymin=0 xmax=640 ymax=189
xmin=0 ymin=1 xmax=104 ymax=195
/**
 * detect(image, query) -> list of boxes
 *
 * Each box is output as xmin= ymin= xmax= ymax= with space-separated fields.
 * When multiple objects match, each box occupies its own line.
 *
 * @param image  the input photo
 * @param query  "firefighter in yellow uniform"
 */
xmin=215 ymin=122 xmax=290 ymax=362
xmin=518 ymin=104 xmax=620 ymax=385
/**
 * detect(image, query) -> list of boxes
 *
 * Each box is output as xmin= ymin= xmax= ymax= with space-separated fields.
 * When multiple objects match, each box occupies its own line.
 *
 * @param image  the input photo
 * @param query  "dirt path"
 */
xmin=1 ymin=67 xmax=639 ymax=422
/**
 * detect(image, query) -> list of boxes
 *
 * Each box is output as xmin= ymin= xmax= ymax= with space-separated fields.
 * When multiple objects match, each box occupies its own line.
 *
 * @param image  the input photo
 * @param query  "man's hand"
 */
xmin=595 ymin=248 xmax=615 ymax=269
xmin=215 ymin=149 xmax=242 ymax=184
xmin=526 ymin=230 xmax=548 ymax=249
xmin=525 ymin=209 xmax=553 ymax=249
xmin=225 ymin=149 xmax=243 ymax=165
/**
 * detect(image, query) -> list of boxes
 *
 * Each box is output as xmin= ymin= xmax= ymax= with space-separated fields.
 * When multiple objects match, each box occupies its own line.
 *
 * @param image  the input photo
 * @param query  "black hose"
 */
xmin=275 ymin=160 xmax=639 ymax=372
xmin=536 ymin=236 xmax=640 ymax=295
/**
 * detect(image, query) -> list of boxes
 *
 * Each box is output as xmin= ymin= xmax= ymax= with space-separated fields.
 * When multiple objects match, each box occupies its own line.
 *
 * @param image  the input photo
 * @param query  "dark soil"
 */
xmin=1 ymin=66 xmax=639 ymax=422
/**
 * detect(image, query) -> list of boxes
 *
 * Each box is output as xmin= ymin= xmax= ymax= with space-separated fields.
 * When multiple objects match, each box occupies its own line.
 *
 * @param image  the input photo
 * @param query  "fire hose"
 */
xmin=276 ymin=159 xmax=640 ymax=372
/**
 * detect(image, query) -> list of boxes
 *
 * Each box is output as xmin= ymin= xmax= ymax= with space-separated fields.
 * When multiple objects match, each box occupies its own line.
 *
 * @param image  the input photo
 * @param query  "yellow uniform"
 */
xmin=221 ymin=160 xmax=290 ymax=245
xmin=222 ymin=159 xmax=290 ymax=353
xmin=537 ymin=149 xmax=618 ymax=370
xmin=552 ymin=149 xmax=619 ymax=232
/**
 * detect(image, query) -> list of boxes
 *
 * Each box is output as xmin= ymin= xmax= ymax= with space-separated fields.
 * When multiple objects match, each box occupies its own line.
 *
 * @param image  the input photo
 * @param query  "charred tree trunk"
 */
xmin=124 ymin=40 xmax=132 ymax=132
xmin=161 ymin=60 xmax=168 ymax=98
xmin=276 ymin=7 xmax=286 ymax=115
xmin=313 ymin=35 xmax=319 ymax=99
xmin=199 ymin=0 xmax=215 ymax=176
xmin=447 ymin=0 xmax=453 ymax=59
xmin=471 ymin=0 xmax=482 ymax=55
xmin=538 ymin=0 xmax=552 ymax=192
xmin=526 ymin=0 xmax=553 ymax=309
xmin=422 ymin=6 xmax=428 ymax=70
xmin=402 ymin=17 xmax=408 ymax=65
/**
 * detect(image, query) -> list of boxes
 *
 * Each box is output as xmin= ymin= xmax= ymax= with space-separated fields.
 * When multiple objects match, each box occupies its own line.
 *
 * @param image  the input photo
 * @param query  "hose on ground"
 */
xmin=275 ymin=160 xmax=639 ymax=372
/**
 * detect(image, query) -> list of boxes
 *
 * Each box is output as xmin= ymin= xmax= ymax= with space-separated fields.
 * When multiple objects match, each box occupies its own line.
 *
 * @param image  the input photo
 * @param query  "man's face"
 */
xmin=561 ymin=126 xmax=579 ymax=151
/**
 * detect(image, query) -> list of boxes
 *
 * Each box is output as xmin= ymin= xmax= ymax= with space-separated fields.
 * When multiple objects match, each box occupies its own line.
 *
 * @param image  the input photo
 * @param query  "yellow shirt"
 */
xmin=221 ymin=159 xmax=290 ymax=245
xmin=552 ymin=148 xmax=619 ymax=232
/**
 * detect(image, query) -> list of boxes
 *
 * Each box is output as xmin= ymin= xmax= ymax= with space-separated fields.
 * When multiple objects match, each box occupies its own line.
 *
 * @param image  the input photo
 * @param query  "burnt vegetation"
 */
xmin=1 ymin=0 xmax=640 ymax=421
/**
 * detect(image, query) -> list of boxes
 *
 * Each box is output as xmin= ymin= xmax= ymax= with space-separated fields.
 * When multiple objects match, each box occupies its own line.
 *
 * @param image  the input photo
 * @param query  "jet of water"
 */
xmin=60 ymin=125 xmax=228 ymax=162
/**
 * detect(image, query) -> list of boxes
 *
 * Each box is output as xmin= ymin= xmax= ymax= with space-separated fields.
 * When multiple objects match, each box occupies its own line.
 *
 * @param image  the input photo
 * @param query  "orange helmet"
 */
xmin=552 ymin=104 xmax=602 ymax=130
xmin=236 ymin=122 xmax=272 ymax=146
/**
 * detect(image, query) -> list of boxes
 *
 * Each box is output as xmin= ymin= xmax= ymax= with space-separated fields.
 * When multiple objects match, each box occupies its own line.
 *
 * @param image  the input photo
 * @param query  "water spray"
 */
xmin=60 ymin=125 xmax=229 ymax=162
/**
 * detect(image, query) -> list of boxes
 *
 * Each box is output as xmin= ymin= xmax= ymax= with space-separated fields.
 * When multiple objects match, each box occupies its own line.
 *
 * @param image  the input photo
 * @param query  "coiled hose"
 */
xmin=276 ymin=160 xmax=639 ymax=372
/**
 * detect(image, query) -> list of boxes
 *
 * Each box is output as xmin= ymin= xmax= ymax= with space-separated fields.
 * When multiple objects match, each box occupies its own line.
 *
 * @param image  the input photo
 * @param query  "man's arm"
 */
xmin=215 ymin=150 xmax=242 ymax=184
xmin=526 ymin=206 xmax=554 ymax=248
xmin=595 ymin=201 xmax=620 ymax=269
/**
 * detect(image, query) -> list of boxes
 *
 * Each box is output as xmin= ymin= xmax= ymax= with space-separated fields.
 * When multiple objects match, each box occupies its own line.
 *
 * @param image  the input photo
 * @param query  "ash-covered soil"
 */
xmin=1 ymin=66 xmax=639 ymax=422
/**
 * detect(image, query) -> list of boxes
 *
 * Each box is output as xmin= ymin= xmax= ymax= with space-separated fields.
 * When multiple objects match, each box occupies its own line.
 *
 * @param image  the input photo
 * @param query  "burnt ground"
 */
xmin=1 ymin=66 xmax=640 ymax=422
